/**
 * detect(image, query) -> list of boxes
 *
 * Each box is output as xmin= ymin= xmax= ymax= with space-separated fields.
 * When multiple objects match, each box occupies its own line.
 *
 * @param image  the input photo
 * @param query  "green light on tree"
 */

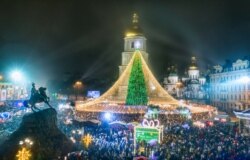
xmin=126 ymin=52 xmax=148 ymax=105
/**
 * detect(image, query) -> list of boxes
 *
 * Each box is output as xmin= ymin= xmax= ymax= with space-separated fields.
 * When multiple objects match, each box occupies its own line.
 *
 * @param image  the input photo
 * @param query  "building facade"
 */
xmin=210 ymin=59 xmax=250 ymax=113
xmin=0 ymin=82 xmax=28 ymax=101
xmin=163 ymin=57 xmax=208 ymax=102
xmin=163 ymin=66 xmax=182 ymax=97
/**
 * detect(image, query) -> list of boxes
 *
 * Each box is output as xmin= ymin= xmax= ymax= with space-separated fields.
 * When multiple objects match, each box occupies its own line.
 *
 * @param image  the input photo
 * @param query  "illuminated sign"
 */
xmin=135 ymin=127 xmax=160 ymax=143
xmin=87 ymin=91 xmax=100 ymax=98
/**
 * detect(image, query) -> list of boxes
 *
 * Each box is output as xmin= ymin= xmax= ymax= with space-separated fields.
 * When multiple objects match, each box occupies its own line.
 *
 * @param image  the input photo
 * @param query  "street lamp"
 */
xmin=74 ymin=81 xmax=83 ymax=100
xmin=71 ymin=129 xmax=84 ymax=149
xmin=19 ymin=138 xmax=34 ymax=148
xmin=17 ymin=138 xmax=33 ymax=160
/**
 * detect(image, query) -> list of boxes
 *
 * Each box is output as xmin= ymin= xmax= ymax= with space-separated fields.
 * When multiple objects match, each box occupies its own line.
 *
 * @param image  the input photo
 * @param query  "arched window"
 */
xmin=131 ymin=42 xmax=134 ymax=48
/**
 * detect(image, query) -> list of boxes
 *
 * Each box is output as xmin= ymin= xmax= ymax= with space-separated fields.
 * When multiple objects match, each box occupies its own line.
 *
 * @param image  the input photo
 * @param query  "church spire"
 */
xmin=132 ymin=13 xmax=139 ymax=24
xmin=125 ymin=13 xmax=143 ymax=37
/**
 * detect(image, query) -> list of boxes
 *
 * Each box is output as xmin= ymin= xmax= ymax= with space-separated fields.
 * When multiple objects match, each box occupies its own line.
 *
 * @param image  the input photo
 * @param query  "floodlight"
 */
xmin=104 ymin=112 xmax=111 ymax=120
xmin=10 ymin=70 xmax=24 ymax=82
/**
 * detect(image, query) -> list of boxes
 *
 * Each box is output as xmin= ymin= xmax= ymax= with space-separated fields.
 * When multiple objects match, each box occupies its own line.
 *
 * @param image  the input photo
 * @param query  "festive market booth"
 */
xmin=234 ymin=109 xmax=250 ymax=134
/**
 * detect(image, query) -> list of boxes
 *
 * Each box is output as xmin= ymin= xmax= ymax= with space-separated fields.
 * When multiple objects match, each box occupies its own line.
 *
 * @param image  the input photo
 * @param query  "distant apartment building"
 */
xmin=210 ymin=59 xmax=250 ymax=113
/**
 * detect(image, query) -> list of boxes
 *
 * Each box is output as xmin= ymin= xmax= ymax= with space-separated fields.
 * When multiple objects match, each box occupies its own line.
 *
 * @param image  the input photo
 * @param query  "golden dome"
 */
xmin=189 ymin=66 xmax=198 ymax=70
xmin=189 ymin=57 xmax=198 ymax=70
xmin=125 ymin=13 xmax=144 ymax=37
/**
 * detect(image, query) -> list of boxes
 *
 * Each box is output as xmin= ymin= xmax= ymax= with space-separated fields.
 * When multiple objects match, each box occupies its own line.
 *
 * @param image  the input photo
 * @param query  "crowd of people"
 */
xmin=157 ymin=122 xmax=250 ymax=160
xmin=1 ymin=101 xmax=250 ymax=160
xmin=0 ymin=105 xmax=28 ymax=145
xmin=65 ymin=126 xmax=135 ymax=160
xmin=75 ymin=110 xmax=212 ymax=125
xmin=64 ymin=117 xmax=250 ymax=160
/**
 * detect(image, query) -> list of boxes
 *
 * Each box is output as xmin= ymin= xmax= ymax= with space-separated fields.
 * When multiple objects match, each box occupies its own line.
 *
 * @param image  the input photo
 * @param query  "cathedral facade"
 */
xmin=163 ymin=57 xmax=208 ymax=103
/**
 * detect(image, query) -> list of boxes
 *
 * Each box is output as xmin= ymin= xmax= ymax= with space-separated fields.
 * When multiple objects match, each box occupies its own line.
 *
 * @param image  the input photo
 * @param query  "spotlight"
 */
xmin=10 ymin=70 xmax=24 ymax=82
xmin=104 ymin=112 xmax=111 ymax=121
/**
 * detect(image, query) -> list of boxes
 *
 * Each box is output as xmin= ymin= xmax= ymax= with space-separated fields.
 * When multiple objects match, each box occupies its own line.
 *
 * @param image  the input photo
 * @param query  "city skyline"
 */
xmin=0 ymin=1 xmax=250 ymax=159
xmin=1 ymin=1 xmax=250 ymax=85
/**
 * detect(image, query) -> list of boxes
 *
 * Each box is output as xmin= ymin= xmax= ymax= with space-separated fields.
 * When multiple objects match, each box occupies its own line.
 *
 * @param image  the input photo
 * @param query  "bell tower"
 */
xmin=188 ymin=57 xmax=200 ymax=79
xmin=119 ymin=13 xmax=148 ymax=76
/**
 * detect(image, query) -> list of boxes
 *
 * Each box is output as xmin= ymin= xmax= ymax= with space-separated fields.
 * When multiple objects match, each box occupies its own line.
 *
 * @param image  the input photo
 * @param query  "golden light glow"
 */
xmin=126 ymin=32 xmax=137 ymax=37
xmin=189 ymin=66 xmax=198 ymax=70
xmin=75 ymin=81 xmax=82 ymax=86
xmin=74 ymin=51 xmax=215 ymax=115
xmin=0 ymin=75 xmax=3 ymax=80
xmin=74 ymin=50 xmax=216 ymax=116
xmin=16 ymin=147 xmax=32 ymax=160
xmin=76 ymin=50 xmax=179 ymax=113
xmin=74 ymin=81 xmax=83 ymax=88
xmin=176 ymin=82 xmax=183 ymax=88
xmin=82 ymin=134 xmax=93 ymax=148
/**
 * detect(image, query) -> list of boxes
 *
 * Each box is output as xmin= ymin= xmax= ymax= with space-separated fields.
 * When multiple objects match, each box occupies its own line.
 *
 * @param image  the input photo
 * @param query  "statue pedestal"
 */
xmin=0 ymin=108 xmax=75 ymax=160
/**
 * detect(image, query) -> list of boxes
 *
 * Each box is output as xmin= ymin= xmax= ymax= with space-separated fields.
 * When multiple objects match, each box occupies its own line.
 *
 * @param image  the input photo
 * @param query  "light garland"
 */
xmin=142 ymin=119 xmax=160 ymax=128
xmin=75 ymin=51 xmax=217 ymax=118
xmin=76 ymin=50 xmax=178 ymax=112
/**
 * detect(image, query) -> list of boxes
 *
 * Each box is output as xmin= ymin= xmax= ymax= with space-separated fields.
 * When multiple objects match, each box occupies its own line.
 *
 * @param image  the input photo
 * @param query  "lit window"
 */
xmin=135 ymin=41 xmax=141 ymax=49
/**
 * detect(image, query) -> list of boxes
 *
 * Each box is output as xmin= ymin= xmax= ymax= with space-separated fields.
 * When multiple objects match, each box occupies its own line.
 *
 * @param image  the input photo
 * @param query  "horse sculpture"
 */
xmin=23 ymin=86 xmax=52 ymax=112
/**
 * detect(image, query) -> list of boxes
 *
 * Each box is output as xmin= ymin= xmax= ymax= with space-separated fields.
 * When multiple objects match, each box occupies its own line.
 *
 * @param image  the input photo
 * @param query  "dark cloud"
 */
xmin=0 ymin=0 xmax=250 ymax=85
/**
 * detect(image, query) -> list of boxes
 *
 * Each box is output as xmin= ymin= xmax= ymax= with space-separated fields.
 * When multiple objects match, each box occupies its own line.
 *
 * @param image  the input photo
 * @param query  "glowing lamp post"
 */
xmin=74 ymin=81 xmax=83 ymax=100
xmin=19 ymin=138 xmax=33 ymax=148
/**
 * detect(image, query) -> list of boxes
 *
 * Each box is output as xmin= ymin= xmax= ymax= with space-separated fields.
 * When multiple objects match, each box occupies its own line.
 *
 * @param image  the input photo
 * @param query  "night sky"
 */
xmin=1 ymin=0 xmax=250 ymax=86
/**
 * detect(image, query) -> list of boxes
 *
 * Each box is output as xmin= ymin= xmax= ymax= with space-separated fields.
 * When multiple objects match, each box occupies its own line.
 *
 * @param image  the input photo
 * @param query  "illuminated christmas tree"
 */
xmin=76 ymin=50 xmax=178 ymax=112
xmin=126 ymin=52 xmax=148 ymax=105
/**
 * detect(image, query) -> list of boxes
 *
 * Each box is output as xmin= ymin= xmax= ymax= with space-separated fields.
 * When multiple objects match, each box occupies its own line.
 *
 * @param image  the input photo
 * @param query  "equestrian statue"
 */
xmin=23 ymin=83 xmax=53 ymax=112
